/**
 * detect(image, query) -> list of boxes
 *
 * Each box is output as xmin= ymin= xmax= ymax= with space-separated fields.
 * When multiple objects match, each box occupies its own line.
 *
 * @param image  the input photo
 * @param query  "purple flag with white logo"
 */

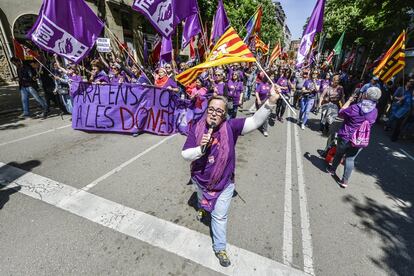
xmin=296 ymin=0 xmax=325 ymax=68
xmin=160 ymin=36 xmax=173 ymax=64
xmin=132 ymin=0 xmax=198 ymax=38
xmin=211 ymin=0 xmax=230 ymax=43
xmin=182 ymin=13 xmax=201 ymax=49
xmin=27 ymin=0 xmax=104 ymax=64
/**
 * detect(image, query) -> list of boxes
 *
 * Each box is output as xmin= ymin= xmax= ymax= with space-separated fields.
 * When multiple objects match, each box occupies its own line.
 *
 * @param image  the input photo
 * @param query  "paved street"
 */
xmin=0 ymin=99 xmax=413 ymax=276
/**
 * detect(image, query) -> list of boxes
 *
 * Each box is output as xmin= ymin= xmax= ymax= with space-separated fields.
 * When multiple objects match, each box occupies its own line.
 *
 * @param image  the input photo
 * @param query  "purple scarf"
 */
xmin=194 ymin=114 xmax=230 ymax=189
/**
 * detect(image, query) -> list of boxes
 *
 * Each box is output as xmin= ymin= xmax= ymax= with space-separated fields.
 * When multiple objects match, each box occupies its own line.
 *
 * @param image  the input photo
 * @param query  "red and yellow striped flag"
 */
xmin=254 ymin=35 xmax=269 ymax=54
xmin=176 ymin=27 xmax=256 ymax=86
xmin=374 ymin=31 xmax=406 ymax=83
xmin=269 ymin=42 xmax=281 ymax=64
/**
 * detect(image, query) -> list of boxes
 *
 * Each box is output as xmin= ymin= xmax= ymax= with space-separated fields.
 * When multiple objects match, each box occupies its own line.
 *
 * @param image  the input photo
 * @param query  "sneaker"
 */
xmin=263 ymin=131 xmax=269 ymax=137
xmin=301 ymin=124 xmax=305 ymax=130
xmin=338 ymin=179 xmax=348 ymax=188
xmin=42 ymin=110 xmax=48 ymax=119
xmin=215 ymin=250 xmax=231 ymax=267
xmin=325 ymin=166 xmax=336 ymax=176
xmin=196 ymin=209 xmax=206 ymax=221
xmin=18 ymin=113 xmax=29 ymax=119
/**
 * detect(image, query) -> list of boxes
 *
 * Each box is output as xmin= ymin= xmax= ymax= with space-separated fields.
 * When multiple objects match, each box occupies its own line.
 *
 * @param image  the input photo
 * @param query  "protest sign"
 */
xmin=71 ymin=82 xmax=207 ymax=135
xmin=96 ymin=38 xmax=111 ymax=52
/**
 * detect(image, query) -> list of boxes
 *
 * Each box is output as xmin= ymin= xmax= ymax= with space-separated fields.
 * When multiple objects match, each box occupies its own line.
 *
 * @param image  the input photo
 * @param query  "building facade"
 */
xmin=273 ymin=1 xmax=291 ymax=49
xmin=0 ymin=0 xmax=152 ymax=84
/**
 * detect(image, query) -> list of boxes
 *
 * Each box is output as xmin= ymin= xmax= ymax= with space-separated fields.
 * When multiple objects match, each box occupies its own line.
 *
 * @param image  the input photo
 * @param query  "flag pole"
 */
xmin=104 ymin=25 xmax=153 ymax=85
xmin=255 ymin=60 xmax=296 ymax=115
xmin=197 ymin=12 xmax=210 ymax=57
xmin=360 ymin=42 xmax=374 ymax=81
xmin=32 ymin=56 xmax=59 ymax=79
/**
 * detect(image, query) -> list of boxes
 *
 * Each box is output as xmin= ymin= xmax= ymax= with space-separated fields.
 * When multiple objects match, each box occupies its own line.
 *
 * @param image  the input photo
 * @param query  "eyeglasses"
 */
xmin=207 ymin=106 xmax=225 ymax=116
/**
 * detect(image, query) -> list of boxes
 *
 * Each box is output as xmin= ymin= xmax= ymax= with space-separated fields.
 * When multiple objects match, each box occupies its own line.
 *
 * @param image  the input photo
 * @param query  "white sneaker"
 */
xmin=263 ymin=131 xmax=269 ymax=137
xmin=301 ymin=124 xmax=305 ymax=130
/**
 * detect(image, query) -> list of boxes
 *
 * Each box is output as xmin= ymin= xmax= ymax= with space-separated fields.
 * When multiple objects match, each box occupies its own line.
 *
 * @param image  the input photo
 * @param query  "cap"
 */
xmin=372 ymin=76 xmax=379 ymax=81
xmin=366 ymin=87 xmax=381 ymax=101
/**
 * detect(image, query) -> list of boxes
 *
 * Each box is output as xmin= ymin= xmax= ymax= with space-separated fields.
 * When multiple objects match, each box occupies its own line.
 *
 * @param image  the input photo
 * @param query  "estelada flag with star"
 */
xmin=176 ymin=27 xmax=256 ymax=86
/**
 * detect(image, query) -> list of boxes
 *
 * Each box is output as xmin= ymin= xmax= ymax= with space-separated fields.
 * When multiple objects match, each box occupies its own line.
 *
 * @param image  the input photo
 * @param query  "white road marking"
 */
xmin=283 ymin=112 xmax=293 ymax=265
xmin=399 ymin=149 xmax=414 ymax=161
xmin=81 ymin=135 xmax=177 ymax=191
xmin=0 ymin=124 xmax=71 ymax=147
xmin=293 ymin=124 xmax=315 ymax=276
xmin=0 ymin=162 xmax=306 ymax=276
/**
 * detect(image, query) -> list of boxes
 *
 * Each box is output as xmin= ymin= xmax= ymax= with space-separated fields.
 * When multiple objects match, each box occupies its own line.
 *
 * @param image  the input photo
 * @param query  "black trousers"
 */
xmin=275 ymin=96 xmax=288 ymax=118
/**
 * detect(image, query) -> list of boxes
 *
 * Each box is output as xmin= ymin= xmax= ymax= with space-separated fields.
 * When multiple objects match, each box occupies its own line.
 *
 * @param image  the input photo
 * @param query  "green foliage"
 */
xmin=323 ymin=0 xmax=412 ymax=55
xmin=198 ymin=0 xmax=283 ymax=46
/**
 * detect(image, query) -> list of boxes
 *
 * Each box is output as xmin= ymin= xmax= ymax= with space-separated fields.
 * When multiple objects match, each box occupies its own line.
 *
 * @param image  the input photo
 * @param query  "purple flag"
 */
xmin=182 ymin=13 xmax=201 ymax=48
xmin=296 ymin=0 xmax=325 ymax=68
xmin=27 ymin=0 xmax=104 ymax=63
xmin=211 ymin=0 xmax=230 ymax=43
xmin=132 ymin=0 xmax=198 ymax=38
xmin=160 ymin=36 xmax=173 ymax=64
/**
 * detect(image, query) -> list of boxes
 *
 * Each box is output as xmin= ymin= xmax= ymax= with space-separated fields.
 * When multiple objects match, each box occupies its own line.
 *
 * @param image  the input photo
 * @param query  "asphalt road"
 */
xmin=0 ymin=98 xmax=413 ymax=276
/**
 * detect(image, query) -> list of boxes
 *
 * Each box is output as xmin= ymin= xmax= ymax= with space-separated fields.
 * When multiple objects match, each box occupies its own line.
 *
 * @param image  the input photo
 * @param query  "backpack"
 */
xmin=351 ymin=119 xmax=371 ymax=148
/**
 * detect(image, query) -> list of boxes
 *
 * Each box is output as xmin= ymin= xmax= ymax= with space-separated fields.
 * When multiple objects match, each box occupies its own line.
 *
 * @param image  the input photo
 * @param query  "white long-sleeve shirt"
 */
xmin=181 ymin=101 xmax=275 ymax=162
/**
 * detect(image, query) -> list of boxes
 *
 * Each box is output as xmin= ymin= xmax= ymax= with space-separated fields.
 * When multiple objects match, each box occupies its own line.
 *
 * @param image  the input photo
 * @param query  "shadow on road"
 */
xmin=0 ymin=160 xmax=41 ymax=210
xmin=344 ymin=127 xmax=414 ymax=275
xmin=301 ymin=120 xmax=414 ymax=274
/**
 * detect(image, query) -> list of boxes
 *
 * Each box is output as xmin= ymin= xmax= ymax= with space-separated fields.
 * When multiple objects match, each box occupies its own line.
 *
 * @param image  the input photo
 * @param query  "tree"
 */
xmin=323 ymin=0 xmax=412 ymax=56
xmin=198 ymin=0 xmax=283 ymax=46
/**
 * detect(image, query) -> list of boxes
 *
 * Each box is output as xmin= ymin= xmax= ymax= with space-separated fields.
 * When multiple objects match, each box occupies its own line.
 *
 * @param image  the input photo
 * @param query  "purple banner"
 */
xmin=71 ymin=82 xmax=207 ymax=135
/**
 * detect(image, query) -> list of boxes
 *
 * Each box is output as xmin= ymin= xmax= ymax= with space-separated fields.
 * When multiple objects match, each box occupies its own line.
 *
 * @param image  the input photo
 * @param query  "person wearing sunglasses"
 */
xmin=298 ymin=71 xmax=320 ymax=129
xmin=163 ymin=63 xmax=174 ymax=77
xmin=226 ymin=71 xmax=244 ymax=118
xmin=182 ymin=85 xmax=280 ymax=267
xmin=109 ymin=63 xmax=125 ymax=84
xmin=212 ymin=70 xmax=227 ymax=97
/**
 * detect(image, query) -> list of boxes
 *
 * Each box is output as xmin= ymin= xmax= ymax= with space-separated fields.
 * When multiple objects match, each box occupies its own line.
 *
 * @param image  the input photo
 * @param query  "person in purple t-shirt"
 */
xmin=212 ymin=70 xmax=227 ymax=97
xmin=227 ymin=71 xmax=244 ymax=118
xmin=182 ymin=88 xmax=280 ymax=267
xmin=109 ymin=63 xmax=126 ymax=84
xmin=298 ymin=71 xmax=320 ymax=129
xmin=326 ymin=87 xmax=381 ymax=188
xmin=255 ymin=73 xmax=272 ymax=136
xmin=275 ymin=69 xmax=290 ymax=122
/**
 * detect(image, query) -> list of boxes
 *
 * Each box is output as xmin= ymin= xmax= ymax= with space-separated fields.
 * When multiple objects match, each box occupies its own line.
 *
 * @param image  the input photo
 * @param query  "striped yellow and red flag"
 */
xmin=176 ymin=27 xmax=256 ymax=86
xmin=254 ymin=35 xmax=269 ymax=54
xmin=374 ymin=31 xmax=406 ymax=83
xmin=269 ymin=42 xmax=281 ymax=64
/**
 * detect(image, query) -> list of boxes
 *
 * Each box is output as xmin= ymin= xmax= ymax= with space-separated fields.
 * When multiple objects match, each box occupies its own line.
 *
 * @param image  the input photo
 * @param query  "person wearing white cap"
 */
xmin=326 ymin=87 xmax=381 ymax=188
xmin=360 ymin=76 xmax=381 ymax=93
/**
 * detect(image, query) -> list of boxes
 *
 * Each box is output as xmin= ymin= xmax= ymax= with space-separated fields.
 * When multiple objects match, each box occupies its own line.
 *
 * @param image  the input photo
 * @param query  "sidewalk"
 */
xmin=0 ymin=85 xmax=21 ymax=114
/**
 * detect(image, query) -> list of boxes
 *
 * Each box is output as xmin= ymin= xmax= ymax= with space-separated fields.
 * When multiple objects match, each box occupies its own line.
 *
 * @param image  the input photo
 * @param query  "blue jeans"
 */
xmin=299 ymin=97 xmax=315 ymax=125
xmin=331 ymin=137 xmax=362 ymax=182
xmin=244 ymin=84 xmax=254 ymax=100
xmin=194 ymin=181 xmax=235 ymax=252
xmin=60 ymin=94 xmax=73 ymax=114
xmin=20 ymin=86 xmax=47 ymax=116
